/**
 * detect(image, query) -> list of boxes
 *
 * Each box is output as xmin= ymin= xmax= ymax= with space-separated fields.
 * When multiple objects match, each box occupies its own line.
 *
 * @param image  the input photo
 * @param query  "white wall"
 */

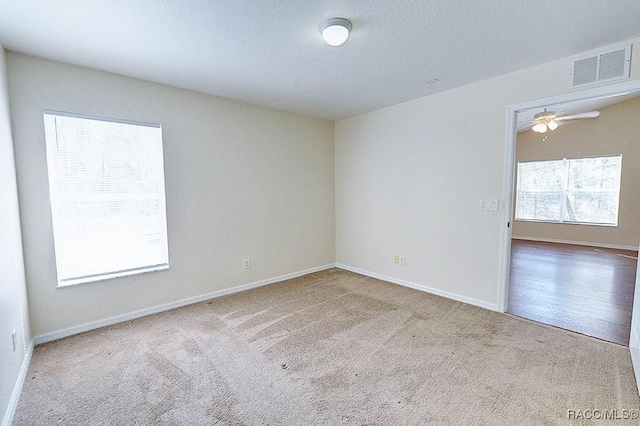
xmin=335 ymin=37 xmax=640 ymax=309
xmin=8 ymin=52 xmax=335 ymax=337
xmin=0 ymin=46 xmax=31 ymax=425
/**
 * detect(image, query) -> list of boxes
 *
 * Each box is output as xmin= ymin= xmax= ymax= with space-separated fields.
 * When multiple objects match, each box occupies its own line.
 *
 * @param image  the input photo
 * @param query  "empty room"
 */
xmin=2 ymin=1 xmax=640 ymax=425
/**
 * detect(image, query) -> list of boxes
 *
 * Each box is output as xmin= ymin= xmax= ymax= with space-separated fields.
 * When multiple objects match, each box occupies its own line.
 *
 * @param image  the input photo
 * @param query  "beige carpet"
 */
xmin=14 ymin=268 xmax=640 ymax=425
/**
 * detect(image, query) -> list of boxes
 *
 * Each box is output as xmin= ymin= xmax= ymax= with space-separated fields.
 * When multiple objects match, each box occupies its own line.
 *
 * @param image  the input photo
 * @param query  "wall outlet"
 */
xmin=393 ymin=254 xmax=399 ymax=264
xmin=243 ymin=259 xmax=251 ymax=269
xmin=480 ymin=199 xmax=499 ymax=211
xmin=399 ymin=256 xmax=405 ymax=266
xmin=11 ymin=330 xmax=16 ymax=352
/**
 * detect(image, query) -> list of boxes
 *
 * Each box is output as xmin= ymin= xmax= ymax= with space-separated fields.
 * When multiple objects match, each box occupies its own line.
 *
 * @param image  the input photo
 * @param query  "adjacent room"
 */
xmin=2 ymin=1 xmax=640 ymax=425
xmin=508 ymin=95 xmax=640 ymax=346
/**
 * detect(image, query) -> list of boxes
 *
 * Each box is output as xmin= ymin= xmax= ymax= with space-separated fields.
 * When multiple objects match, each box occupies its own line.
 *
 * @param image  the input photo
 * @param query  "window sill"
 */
xmin=56 ymin=264 xmax=170 ymax=288
xmin=514 ymin=218 xmax=617 ymax=227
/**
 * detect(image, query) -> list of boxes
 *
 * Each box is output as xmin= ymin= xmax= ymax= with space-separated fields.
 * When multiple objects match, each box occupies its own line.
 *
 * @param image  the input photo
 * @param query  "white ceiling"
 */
xmin=1 ymin=1 xmax=640 ymax=121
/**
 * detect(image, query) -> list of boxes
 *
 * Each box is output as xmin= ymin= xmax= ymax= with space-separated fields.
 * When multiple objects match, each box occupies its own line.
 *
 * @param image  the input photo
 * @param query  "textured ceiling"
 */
xmin=1 ymin=0 xmax=640 ymax=120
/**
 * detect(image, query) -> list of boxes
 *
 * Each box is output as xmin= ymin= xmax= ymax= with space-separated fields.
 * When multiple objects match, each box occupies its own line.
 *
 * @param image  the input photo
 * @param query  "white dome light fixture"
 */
xmin=320 ymin=18 xmax=352 ymax=46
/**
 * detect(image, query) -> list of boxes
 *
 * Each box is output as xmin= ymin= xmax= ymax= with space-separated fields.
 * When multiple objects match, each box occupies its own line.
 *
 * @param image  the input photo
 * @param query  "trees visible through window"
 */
xmin=43 ymin=111 xmax=169 ymax=286
xmin=515 ymin=155 xmax=622 ymax=226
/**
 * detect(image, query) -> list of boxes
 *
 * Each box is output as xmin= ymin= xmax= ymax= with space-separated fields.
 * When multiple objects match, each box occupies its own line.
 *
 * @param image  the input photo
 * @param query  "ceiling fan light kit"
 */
xmin=532 ymin=122 xmax=548 ymax=133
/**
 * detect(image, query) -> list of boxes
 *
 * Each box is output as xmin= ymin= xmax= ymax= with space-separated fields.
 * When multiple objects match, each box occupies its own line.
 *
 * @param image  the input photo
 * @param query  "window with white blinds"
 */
xmin=43 ymin=111 xmax=169 ymax=286
xmin=515 ymin=155 xmax=622 ymax=226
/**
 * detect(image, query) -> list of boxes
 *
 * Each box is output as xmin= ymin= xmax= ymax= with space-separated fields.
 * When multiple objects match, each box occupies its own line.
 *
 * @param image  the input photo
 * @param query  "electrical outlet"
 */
xmin=243 ymin=259 xmax=251 ymax=269
xmin=480 ymin=199 xmax=499 ymax=211
xmin=393 ymin=254 xmax=399 ymax=264
xmin=11 ymin=330 xmax=16 ymax=352
xmin=399 ymin=256 xmax=405 ymax=266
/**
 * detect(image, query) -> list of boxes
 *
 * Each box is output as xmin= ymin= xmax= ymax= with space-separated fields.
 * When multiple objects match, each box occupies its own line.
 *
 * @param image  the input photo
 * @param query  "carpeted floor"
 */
xmin=14 ymin=268 xmax=640 ymax=425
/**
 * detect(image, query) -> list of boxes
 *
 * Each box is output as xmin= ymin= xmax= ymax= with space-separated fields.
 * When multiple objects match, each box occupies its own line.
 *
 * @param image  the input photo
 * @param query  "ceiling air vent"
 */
xmin=569 ymin=45 xmax=632 ymax=88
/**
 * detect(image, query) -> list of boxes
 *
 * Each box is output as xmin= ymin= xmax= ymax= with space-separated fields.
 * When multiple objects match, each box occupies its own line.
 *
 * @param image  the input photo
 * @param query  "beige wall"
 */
xmin=5 ymin=37 xmax=640 ymax=340
xmin=0 ymin=46 xmax=31 ymax=424
xmin=335 ymin=37 xmax=640 ymax=309
xmin=8 ymin=53 xmax=335 ymax=337
xmin=512 ymin=97 xmax=640 ymax=249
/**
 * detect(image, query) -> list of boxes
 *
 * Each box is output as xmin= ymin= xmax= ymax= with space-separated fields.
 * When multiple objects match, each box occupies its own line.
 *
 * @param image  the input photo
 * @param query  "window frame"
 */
xmin=515 ymin=154 xmax=622 ymax=227
xmin=43 ymin=110 xmax=170 ymax=287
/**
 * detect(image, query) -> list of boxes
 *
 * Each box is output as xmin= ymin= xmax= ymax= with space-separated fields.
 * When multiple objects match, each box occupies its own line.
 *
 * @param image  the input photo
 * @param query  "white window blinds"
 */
xmin=515 ymin=155 xmax=622 ymax=226
xmin=44 ymin=111 xmax=169 ymax=286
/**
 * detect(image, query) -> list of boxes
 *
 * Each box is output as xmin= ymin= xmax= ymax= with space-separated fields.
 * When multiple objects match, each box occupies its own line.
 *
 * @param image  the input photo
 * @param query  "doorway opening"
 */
xmin=499 ymin=80 xmax=640 ymax=346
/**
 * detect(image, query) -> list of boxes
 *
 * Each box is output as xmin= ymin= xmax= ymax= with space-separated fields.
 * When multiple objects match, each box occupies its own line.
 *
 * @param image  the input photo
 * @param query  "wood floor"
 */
xmin=507 ymin=239 xmax=638 ymax=346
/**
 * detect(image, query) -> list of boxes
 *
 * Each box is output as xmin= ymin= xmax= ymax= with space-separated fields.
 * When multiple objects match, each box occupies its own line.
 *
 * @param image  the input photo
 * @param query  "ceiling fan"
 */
xmin=530 ymin=109 xmax=600 ymax=133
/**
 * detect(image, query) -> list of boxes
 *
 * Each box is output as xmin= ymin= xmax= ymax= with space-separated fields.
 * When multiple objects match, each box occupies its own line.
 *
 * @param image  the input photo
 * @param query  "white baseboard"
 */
xmin=631 ymin=323 xmax=640 ymax=351
xmin=335 ymin=264 xmax=499 ymax=312
xmin=630 ymin=347 xmax=640 ymax=396
xmin=2 ymin=339 xmax=34 ymax=426
xmin=512 ymin=236 xmax=638 ymax=252
xmin=631 ymin=322 xmax=640 ymax=396
xmin=34 ymin=264 xmax=336 ymax=345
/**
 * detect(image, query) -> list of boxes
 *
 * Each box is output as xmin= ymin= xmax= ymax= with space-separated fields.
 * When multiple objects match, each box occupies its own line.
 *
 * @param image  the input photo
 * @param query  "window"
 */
xmin=44 ymin=111 xmax=169 ymax=286
xmin=515 ymin=155 xmax=622 ymax=226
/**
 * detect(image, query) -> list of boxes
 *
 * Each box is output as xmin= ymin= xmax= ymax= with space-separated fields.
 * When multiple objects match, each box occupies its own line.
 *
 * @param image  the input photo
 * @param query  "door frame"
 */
xmin=498 ymin=78 xmax=640 ymax=313
xmin=500 ymin=79 xmax=640 ymax=394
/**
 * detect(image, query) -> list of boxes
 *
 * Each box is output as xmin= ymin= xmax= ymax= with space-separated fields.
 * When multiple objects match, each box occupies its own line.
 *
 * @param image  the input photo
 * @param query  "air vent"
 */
xmin=569 ymin=45 xmax=632 ymax=88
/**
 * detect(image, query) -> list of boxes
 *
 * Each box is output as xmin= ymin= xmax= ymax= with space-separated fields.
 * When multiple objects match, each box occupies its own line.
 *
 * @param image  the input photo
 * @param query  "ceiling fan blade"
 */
xmin=555 ymin=111 xmax=600 ymax=121
xmin=517 ymin=119 xmax=539 ymax=132
xmin=517 ymin=123 xmax=533 ymax=132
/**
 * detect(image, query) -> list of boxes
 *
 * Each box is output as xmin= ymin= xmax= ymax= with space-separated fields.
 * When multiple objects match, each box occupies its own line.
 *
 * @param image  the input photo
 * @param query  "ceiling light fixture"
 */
xmin=320 ymin=18 xmax=352 ymax=46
